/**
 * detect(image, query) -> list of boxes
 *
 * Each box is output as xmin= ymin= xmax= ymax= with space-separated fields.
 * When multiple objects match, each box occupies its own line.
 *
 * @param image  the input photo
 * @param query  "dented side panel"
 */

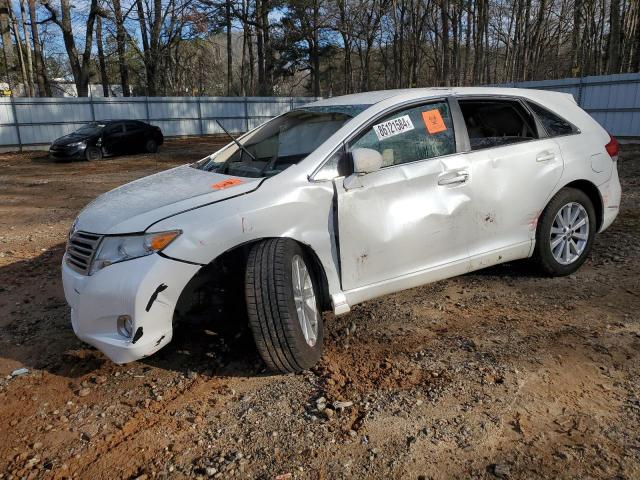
xmin=155 ymin=179 xmax=343 ymax=297
xmin=464 ymin=138 xmax=564 ymax=260
xmin=335 ymin=154 xmax=472 ymax=291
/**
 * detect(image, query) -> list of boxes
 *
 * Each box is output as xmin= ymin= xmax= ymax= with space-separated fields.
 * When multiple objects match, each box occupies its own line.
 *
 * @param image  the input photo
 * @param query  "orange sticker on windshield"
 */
xmin=212 ymin=178 xmax=244 ymax=190
xmin=422 ymin=109 xmax=447 ymax=134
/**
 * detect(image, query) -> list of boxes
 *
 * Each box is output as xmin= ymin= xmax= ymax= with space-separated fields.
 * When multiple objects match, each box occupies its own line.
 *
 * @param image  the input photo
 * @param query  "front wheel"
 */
xmin=145 ymin=138 xmax=158 ymax=153
xmin=245 ymin=238 xmax=324 ymax=373
xmin=533 ymin=187 xmax=596 ymax=276
xmin=85 ymin=146 xmax=102 ymax=161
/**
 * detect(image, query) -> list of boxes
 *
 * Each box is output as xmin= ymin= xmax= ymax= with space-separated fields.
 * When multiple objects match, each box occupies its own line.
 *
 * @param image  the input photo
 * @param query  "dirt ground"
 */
xmin=0 ymin=138 xmax=639 ymax=480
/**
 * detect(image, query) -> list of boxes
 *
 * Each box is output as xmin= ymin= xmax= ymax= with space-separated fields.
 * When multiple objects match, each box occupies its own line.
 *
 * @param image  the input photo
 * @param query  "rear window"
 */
xmin=459 ymin=99 xmax=538 ymax=150
xmin=527 ymin=102 xmax=577 ymax=137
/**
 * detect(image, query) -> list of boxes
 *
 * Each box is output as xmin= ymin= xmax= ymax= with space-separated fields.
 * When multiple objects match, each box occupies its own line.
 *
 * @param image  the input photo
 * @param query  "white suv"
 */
xmin=61 ymin=88 xmax=621 ymax=372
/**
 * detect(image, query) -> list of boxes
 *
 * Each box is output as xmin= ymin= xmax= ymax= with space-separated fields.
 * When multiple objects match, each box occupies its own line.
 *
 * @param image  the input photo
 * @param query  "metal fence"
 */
xmin=498 ymin=72 xmax=640 ymax=140
xmin=2 ymin=73 xmax=639 ymax=150
xmin=0 ymin=96 xmax=320 ymax=151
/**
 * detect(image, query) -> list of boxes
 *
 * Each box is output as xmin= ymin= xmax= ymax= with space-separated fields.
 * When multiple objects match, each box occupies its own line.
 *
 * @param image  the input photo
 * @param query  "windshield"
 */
xmin=73 ymin=123 xmax=105 ymax=136
xmin=192 ymin=105 xmax=368 ymax=178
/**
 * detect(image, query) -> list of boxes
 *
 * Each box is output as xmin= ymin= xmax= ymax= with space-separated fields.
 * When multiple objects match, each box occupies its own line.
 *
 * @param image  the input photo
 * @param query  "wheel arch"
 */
xmin=560 ymin=179 xmax=604 ymax=231
xmin=174 ymin=236 xmax=332 ymax=322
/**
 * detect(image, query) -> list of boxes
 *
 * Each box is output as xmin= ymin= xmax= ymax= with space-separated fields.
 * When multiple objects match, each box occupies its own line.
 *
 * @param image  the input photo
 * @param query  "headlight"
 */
xmin=89 ymin=230 xmax=181 ymax=274
xmin=67 ymin=141 xmax=86 ymax=148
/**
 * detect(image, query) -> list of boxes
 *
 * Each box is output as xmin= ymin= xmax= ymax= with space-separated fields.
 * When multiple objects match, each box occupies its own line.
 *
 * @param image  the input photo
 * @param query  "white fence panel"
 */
xmin=0 ymin=96 xmax=320 ymax=150
xmin=0 ymin=125 xmax=18 ymax=145
xmin=199 ymin=100 xmax=245 ymax=119
xmin=202 ymin=118 xmax=246 ymax=134
xmin=93 ymin=99 xmax=147 ymax=120
xmin=149 ymin=98 xmax=199 ymax=120
xmin=499 ymin=72 xmax=640 ymax=139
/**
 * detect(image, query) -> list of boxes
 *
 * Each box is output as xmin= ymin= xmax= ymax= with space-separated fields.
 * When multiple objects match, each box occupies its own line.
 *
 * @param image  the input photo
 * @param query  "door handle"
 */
xmin=536 ymin=151 xmax=556 ymax=162
xmin=438 ymin=171 xmax=469 ymax=186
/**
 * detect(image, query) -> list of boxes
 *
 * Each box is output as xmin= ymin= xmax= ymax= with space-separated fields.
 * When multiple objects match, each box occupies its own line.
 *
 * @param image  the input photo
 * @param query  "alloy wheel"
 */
xmin=291 ymin=255 xmax=319 ymax=347
xmin=549 ymin=202 xmax=589 ymax=265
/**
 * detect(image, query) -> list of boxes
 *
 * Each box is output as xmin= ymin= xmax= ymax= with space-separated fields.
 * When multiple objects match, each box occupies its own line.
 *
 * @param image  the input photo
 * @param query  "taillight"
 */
xmin=605 ymin=135 xmax=619 ymax=159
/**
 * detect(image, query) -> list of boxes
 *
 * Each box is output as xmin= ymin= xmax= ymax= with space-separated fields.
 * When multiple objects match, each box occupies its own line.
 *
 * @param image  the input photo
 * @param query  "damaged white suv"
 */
xmin=62 ymin=88 xmax=621 ymax=372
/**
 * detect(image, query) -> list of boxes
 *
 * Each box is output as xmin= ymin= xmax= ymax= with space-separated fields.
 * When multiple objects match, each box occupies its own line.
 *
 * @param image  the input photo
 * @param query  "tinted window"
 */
xmin=350 ymin=101 xmax=455 ymax=167
xmin=125 ymin=121 xmax=145 ymax=132
xmin=527 ymin=102 xmax=576 ymax=136
xmin=105 ymin=124 xmax=124 ymax=134
xmin=459 ymin=99 xmax=537 ymax=150
xmin=73 ymin=123 xmax=105 ymax=135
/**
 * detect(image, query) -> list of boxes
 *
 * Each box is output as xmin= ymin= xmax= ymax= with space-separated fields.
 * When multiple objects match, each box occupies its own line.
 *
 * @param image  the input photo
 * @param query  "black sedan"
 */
xmin=49 ymin=120 xmax=164 ymax=161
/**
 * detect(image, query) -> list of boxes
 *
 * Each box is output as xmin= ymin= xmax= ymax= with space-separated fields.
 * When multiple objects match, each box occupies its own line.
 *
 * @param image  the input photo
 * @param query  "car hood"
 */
xmin=75 ymin=165 xmax=263 ymax=234
xmin=53 ymin=133 xmax=95 ymax=146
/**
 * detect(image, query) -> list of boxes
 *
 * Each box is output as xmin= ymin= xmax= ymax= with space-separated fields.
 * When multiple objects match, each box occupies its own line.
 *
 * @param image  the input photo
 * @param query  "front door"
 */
xmin=335 ymin=99 xmax=472 ymax=292
xmin=101 ymin=123 xmax=126 ymax=155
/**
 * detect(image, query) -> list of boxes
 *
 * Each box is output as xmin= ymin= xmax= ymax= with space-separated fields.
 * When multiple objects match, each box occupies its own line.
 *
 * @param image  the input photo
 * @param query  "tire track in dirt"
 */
xmin=60 ymin=375 xmax=230 ymax=479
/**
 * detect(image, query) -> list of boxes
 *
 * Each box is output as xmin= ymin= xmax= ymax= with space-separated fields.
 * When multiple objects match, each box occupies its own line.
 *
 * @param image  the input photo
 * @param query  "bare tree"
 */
xmin=42 ymin=0 xmax=99 ymax=97
xmin=96 ymin=14 xmax=109 ymax=96
xmin=0 ymin=0 xmax=17 ymax=90
xmin=28 ymin=0 xmax=50 ymax=96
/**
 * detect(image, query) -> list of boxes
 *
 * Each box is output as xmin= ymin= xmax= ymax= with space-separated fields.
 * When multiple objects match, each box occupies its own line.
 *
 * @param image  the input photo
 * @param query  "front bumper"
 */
xmin=49 ymin=144 xmax=86 ymax=160
xmin=62 ymin=253 xmax=201 ymax=363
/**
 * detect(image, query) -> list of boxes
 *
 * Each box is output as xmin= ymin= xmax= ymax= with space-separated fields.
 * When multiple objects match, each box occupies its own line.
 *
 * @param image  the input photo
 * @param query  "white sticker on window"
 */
xmin=372 ymin=115 xmax=415 ymax=141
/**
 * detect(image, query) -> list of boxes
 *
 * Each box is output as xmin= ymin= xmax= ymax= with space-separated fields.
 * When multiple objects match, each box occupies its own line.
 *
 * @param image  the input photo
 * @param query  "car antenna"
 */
xmin=215 ymin=119 xmax=256 ymax=161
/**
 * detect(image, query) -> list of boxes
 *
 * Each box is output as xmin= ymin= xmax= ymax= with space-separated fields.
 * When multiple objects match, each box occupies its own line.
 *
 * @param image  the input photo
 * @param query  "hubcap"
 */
xmin=549 ymin=202 xmax=589 ymax=265
xmin=291 ymin=255 xmax=319 ymax=347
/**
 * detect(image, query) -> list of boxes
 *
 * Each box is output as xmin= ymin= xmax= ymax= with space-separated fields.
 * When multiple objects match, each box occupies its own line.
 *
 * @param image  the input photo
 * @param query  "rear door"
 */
xmin=124 ymin=121 xmax=146 ymax=152
xmin=456 ymin=97 xmax=564 ymax=263
xmin=334 ymin=98 xmax=473 ymax=291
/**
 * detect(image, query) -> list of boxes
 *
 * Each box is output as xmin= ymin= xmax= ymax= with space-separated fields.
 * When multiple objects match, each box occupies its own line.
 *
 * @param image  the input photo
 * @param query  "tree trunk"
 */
xmin=226 ymin=0 xmax=232 ymax=95
xmin=96 ymin=15 xmax=108 ymax=97
xmin=18 ymin=0 xmax=33 ymax=96
xmin=312 ymin=0 xmax=320 ymax=96
xmin=607 ymin=0 xmax=621 ymax=73
xmin=112 ymin=0 xmax=130 ymax=96
xmin=28 ymin=0 xmax=49 ymax=96
xmin=441 ymin=0 xmax=450 ymax=86
xmin=0 ymin=0 xmax=16 ymax=90
xmin=12 ymin=13 xmax=29 ymax=96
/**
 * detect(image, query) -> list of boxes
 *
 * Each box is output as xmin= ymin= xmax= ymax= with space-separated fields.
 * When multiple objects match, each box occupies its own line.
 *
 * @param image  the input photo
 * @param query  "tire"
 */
xmin=533 ymin=187 xmax=596 ymax=276
xmin=245 ymin=238 xmax=324 ymax=373
xmin=85 ymin=146 xmax=102 ymax=161
xmin=145 ymin=138 xmax=158 ymax=153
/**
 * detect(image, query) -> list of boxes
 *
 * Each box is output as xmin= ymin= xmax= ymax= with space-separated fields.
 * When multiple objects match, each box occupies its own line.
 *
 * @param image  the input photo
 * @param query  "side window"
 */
xmin=125 ymin=121 xmax=144 ymax=132
xmin=105 ymin=124 xmax=124 ymax=135
xmin=349 ymin=101 xmax=455 ymax=167
xmin=527 ymin=102 xmax=577 ymax=137
xmin=459 ymin=99 xmax=538 ymax=150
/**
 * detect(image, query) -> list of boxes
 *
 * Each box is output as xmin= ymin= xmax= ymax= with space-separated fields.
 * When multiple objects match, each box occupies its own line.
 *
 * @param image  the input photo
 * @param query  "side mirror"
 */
xmin=352 ymin=148 xmax=383 ymax=175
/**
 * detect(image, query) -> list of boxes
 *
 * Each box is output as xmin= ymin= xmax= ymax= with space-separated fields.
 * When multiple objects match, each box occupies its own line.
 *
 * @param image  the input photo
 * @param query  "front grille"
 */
xmin=65 ymin=231 xmax=102 ymax=275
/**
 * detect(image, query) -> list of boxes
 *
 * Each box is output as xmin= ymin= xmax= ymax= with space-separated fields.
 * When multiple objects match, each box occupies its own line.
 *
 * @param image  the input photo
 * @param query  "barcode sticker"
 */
xmin=372 ymin=115 xmax=415 ymax=141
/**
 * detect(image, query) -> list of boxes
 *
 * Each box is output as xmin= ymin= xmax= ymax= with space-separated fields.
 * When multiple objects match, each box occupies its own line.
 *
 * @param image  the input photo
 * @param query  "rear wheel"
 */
xmin=145 ymin=138 xmax=158 ymax=153
xmin=85 ymin=146 xmax=102 ymax=161
xmin=533 ymin=187 xmax=596 ymax=276
xmin=245 ymin=238 xmax=324 ymax=373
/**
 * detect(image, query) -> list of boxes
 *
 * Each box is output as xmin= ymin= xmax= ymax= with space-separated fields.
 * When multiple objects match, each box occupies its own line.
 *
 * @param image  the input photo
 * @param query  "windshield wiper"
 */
xmin=216 ymin=119 xmax=256 ymax=161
